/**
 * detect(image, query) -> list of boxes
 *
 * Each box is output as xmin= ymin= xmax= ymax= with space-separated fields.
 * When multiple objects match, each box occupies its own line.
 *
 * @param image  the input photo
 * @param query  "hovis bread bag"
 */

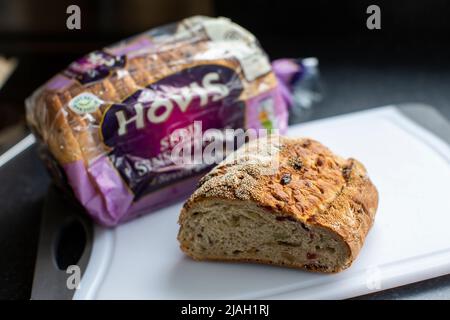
xmin=26 ymin=16 xmax=288 ymax=226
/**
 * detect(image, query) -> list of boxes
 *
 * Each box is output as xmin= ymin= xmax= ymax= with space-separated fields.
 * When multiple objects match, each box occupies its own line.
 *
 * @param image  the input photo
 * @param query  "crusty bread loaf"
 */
xmin=178 ymin=136 xmax=378 ymax=272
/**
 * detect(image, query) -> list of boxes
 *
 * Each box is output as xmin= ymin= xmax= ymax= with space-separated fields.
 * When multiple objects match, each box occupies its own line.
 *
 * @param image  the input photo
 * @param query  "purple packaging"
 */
xmin=26 ymin=16 xmax=288 ymax=226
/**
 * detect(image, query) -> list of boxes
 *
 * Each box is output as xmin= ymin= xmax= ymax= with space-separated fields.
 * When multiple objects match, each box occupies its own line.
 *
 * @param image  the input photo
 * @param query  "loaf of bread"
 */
xmin=26 ymin=16 xmax=288 ymax=226
xmin=178 ymin=135 xmax=378 ymax=272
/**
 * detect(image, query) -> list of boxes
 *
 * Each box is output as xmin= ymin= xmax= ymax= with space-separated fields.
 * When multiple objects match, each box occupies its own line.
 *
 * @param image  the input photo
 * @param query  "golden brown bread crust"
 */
xmin=27 ymin=20 xmax=276 ymax=166
xmin=179 ymin=136 xmax=379 ymax=271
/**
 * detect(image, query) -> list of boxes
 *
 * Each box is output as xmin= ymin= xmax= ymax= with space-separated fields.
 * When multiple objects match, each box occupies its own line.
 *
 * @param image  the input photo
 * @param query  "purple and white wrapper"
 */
xmin=25 ymin=16 xmax=309 ymax=227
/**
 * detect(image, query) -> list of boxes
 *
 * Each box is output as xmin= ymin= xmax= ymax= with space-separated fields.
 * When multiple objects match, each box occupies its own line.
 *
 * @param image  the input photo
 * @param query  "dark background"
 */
xmin=0 ymin=0 xmax=450 ymax=299
xmin=2 ymin=0 xmax=450 ymax=137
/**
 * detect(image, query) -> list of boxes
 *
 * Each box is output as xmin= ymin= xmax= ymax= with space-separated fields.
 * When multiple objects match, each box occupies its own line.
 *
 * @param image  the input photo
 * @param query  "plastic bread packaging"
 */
xmin=272 ymin=57 xmax=323 ymax=124
xmin=26 ymin=16 xmax=291 ymax=226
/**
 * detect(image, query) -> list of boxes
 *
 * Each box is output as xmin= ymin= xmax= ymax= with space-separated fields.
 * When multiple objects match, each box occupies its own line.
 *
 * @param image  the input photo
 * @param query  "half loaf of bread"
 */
xmin=178 ymin=136 xmax=378 ymax=272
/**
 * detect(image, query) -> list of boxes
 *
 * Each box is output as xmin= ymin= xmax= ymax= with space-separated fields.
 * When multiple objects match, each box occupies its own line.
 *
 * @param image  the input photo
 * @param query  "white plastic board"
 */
xmin=74 ymin=106 xmax=450 ymax=299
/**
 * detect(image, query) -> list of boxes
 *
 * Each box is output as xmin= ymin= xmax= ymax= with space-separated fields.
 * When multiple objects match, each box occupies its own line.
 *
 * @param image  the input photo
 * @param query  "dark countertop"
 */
xmin=0 ymin=145 xmax=50 ymax=300
xmin=1 ymin=32 xmax=450 ymax=299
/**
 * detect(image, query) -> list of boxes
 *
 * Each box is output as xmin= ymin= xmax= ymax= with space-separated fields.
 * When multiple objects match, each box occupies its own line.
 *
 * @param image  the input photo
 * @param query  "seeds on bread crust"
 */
xmin=178 ymin=136 xmax=379 ymax=272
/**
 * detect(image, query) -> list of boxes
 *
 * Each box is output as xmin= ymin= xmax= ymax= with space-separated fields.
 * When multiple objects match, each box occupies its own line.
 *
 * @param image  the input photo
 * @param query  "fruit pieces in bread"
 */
xmin=178 ymin=135 xmax=378 ymax=272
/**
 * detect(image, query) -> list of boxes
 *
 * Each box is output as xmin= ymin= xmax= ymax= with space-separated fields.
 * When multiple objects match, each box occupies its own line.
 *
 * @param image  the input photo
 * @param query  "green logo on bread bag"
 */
xmin=68 ymin=92 xmax=102 ymax=114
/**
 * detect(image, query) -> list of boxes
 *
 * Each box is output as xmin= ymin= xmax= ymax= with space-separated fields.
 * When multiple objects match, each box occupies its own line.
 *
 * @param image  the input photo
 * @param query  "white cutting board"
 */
xmin=74 ymin=106 xmax=450 ymax=299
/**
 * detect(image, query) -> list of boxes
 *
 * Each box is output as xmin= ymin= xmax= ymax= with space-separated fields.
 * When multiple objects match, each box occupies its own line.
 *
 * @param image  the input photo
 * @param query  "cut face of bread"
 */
xmin=178 ymin=200 xmax=351 ymax=272
xmin=178 ymin=136 xmax=379 ymax=273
